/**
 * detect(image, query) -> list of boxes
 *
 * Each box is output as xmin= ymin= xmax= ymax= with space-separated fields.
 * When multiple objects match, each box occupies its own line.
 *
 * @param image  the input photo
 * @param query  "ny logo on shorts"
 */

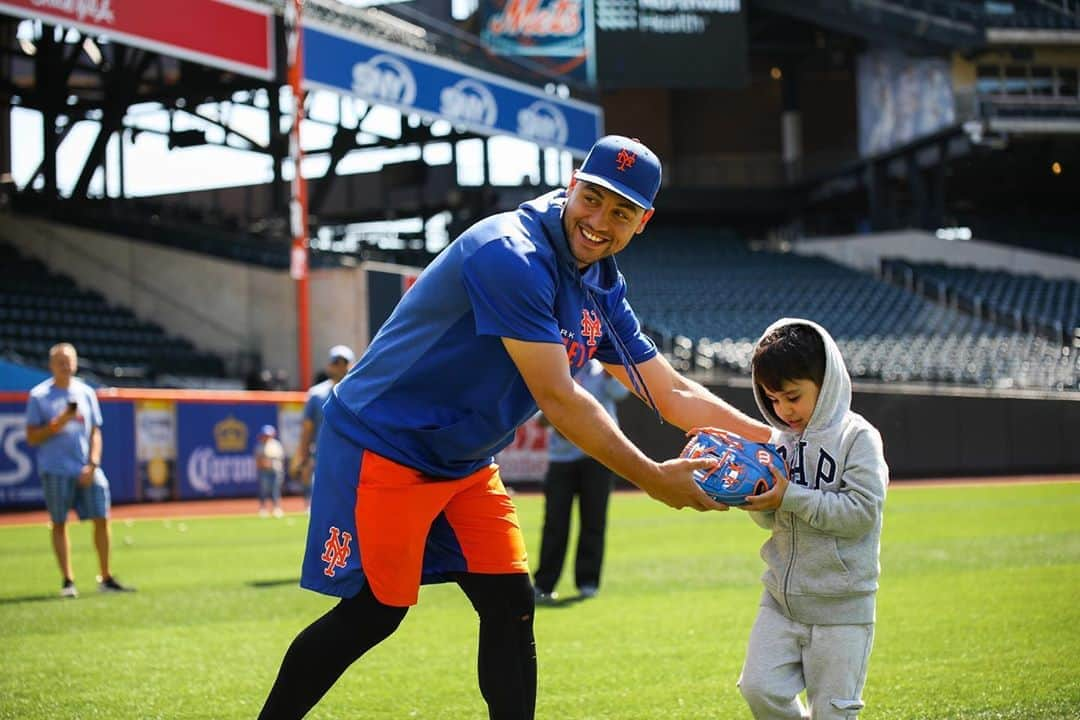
xmin=320 ymin=526 xmax=352 ymax=577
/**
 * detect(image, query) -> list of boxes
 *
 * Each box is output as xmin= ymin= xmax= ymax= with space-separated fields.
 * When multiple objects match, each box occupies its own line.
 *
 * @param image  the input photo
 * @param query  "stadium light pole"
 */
xmin=286 ymin=0 xmax=313 ymax=388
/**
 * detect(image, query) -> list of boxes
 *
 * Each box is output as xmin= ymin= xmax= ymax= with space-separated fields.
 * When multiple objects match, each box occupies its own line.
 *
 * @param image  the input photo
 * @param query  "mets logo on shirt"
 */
xmin=580 ymin=309 xmax=602 ymax=346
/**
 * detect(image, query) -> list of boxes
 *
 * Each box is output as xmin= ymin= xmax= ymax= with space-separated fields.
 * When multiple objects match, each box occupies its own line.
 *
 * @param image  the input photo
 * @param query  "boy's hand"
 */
xmin=741 ymin=462 xmax=789 ymax=512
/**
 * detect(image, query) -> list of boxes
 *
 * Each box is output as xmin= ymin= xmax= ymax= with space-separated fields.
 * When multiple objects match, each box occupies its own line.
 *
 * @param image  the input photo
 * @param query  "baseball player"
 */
xmin=257 ymin=136 xmax=772 ymax=720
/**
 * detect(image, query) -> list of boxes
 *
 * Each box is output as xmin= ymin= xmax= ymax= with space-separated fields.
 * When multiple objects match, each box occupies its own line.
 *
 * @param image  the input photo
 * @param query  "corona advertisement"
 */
xmin=178 ymin=408 xmax=267 ymax=499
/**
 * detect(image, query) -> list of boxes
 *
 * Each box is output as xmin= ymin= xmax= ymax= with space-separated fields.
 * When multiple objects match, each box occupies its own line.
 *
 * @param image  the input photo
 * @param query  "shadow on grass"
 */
xmin=0 ymin=593 xmax=75 ymax=605
xmin=534 ymin=593 xmax=595 ymax=609
xmin=249 ymin=578 xmax=300 ymax=589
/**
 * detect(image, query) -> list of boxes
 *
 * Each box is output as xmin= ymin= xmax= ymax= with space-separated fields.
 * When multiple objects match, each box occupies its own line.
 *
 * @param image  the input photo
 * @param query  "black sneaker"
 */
xmin=60 ymin=579 xmax=78 ymax=598
xmin=98 ymin=576 xmax=135 ymax=593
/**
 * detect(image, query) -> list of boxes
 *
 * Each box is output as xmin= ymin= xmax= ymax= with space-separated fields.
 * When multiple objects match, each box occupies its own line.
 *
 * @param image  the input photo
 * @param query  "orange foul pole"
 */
xmin=286 ymin=0 xmax=312 ymax=388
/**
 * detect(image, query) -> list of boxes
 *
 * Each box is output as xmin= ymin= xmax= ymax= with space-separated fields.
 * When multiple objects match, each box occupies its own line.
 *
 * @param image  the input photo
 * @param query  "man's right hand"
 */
xmin=642 ymin=457 xmax=729 ymax=512
xmin=49 ymin=406 xmax=77 ymax=431
xmin=77 ymin=464 xmax=95 ymax=488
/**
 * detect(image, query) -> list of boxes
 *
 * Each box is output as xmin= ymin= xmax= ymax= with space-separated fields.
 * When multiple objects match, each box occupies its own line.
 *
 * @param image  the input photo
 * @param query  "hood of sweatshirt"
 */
xmin=752 ymin=318 xmax=851 ymax=436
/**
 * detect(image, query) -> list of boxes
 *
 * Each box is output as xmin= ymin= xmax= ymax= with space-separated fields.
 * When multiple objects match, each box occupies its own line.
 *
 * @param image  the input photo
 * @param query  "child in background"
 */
xmin=737 ymin=319 xmax=889 ymax=720
xmin=255 ymin=425 xmax=285 ymax=517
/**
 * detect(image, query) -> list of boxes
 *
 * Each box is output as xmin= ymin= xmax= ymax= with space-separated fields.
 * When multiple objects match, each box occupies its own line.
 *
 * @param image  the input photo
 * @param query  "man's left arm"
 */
xmin=602 ymin=354 xmax=771 ymax=442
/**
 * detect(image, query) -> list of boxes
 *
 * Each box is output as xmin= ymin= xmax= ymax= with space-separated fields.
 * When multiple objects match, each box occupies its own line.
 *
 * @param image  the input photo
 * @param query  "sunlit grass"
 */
xmin=0 ymin=482 xmax=1077 ymax=719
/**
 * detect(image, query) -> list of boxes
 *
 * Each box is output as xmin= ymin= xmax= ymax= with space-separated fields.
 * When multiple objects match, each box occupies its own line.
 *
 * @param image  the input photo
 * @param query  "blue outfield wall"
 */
xmin=0 ymin=387 xmax=549 ymax=511
xmin=0 ymin=390 xmax=308 ymax=511
xmin=8 ymin=382 xmax=1073 ymax=511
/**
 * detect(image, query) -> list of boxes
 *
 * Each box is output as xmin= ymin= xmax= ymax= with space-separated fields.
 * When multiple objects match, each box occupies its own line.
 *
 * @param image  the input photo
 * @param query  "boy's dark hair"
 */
xmin=753 ymin=324 xmax=826 ymax=392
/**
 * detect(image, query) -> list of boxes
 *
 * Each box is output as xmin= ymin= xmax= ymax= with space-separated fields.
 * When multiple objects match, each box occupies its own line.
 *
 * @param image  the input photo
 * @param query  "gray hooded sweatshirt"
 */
xmin=750 ymin=318 xmax=889 ymax=626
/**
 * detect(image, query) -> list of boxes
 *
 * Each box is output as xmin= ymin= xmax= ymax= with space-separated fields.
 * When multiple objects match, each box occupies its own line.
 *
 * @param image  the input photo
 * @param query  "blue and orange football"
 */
xmin=679 ymin=428 xmax=785 ymax=505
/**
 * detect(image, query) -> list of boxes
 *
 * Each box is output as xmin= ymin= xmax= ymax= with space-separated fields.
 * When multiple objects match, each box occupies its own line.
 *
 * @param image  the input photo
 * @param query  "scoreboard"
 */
xmin=594 ymin=0 xmax=748 ymax=89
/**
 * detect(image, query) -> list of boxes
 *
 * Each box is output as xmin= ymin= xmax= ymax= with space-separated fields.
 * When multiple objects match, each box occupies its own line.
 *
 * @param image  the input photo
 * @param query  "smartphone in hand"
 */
xmin=67 ymin=401 xmax=78 ymax=413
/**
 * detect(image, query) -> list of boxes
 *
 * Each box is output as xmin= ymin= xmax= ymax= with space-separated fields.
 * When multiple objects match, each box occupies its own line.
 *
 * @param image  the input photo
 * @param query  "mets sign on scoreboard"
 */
xmin=303 ymin=20 xmax=603 ymax=156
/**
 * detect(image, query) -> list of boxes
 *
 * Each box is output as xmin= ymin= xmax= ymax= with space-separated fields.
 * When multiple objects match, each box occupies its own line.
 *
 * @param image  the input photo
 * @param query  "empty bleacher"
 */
xmin=883 ymin=259 xmax=1080 ymax=344
xmin=0 ymin=242 xmax=226 ymax=384
xmin=617 ymin=229 xmax=1080 ymax=391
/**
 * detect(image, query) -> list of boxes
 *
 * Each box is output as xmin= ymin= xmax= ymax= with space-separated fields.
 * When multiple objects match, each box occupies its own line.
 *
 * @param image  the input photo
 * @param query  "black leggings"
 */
xmin=457 ymin=572 xmax=537 ymax=720
xmin=258 ymin=573 xmax=536 ymax=720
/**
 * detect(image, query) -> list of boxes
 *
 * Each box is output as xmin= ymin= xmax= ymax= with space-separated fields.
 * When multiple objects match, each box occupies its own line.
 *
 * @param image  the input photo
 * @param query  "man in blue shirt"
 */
xmin=290 ymin=345 xmax=355 ymax=509
xmin=25 ymin=343 xmax=132 ymax=597
xmin=258 ymin=136 xmax=771 ymax=720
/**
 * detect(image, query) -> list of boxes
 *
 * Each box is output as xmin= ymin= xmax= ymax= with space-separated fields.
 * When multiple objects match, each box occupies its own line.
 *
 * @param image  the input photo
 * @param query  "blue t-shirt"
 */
xmin=25 ymin=377 xmax=102 ymax=477
xmin=303 ymin=378 xmax=334 ymax=451
xmin=325 ymin=190 xmax=657 ymax=478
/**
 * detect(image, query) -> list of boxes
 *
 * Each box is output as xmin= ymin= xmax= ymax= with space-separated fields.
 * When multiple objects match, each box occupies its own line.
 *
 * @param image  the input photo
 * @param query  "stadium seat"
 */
xmin=0 ymin=241 xmax=230 ymax=386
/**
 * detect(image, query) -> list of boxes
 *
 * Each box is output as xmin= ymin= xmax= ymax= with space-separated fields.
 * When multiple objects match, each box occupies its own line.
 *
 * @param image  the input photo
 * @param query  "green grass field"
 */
xmin=1 ymin=481 xmax=1078 ymax=719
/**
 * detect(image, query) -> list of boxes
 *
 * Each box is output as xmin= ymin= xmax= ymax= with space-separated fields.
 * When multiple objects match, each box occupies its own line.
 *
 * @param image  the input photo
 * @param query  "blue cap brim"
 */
xmin=574 ymin=171 xmax=652 ymax=210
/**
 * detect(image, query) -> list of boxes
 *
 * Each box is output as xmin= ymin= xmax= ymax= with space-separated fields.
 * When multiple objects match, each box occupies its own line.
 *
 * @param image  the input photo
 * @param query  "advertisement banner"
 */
xmin=134 ymin=399 xmax=177 ymax=502
xmin=276 ymin=401 xmax=305 ymax=495
xmin=0 ymin=389 xmax=543 ymax=509
xmin=0 ymin=0 xmax=275 ymax=80
xmin=494 ymin=416 xmax=549 ymax=483
xmin=0 ymin=400 xmax=39 ymax=507
xmin=480 ymin=0 xmax=592 ymax=85
xmin=303 ymin=20 xmax=603 ymax=156
xmin=176 ymin=402 xmax=276 ymax=500
xmin=0 ymin=395 xmax=136 ymax=509
xmin=100 ymin=400 xmax=136 ymax=502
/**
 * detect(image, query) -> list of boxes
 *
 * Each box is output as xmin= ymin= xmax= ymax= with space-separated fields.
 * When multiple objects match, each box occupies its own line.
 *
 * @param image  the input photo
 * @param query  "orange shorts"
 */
xmin=302 ymin=426 xmax=530 ymax=606
xmin=354 ymin=450 xmax=528 ymax=606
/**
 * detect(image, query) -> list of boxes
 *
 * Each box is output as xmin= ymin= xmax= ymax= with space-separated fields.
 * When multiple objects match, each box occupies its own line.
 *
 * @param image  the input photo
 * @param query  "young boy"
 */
xmin=255 ymin=425 xmax=286 ymax=517
xmin=737 ymin=318 xmax=889 ymax=720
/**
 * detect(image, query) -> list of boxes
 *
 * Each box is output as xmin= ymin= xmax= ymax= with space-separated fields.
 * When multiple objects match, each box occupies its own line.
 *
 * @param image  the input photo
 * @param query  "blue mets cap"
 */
xmin=258 ymin=425 xmax=276 ymax=437
xmin=574 ymin=135 xmax=662 ymax=210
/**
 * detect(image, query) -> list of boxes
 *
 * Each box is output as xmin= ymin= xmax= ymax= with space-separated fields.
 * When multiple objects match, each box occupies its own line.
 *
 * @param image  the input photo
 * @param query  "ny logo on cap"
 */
xmin=615 ymin=149 xmax=637 ymax=172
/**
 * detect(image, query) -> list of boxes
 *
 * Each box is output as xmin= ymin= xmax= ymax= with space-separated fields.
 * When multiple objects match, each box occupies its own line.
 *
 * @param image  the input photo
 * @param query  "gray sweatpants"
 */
xmin=738 ymin=604 xmax=874 ymax=720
